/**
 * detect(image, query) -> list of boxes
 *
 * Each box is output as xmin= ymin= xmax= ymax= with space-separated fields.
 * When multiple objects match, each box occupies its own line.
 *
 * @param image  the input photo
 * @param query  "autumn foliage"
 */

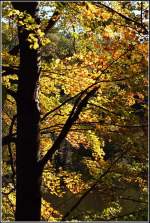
xmin=2 ymin=1 xmax=148 ymax=221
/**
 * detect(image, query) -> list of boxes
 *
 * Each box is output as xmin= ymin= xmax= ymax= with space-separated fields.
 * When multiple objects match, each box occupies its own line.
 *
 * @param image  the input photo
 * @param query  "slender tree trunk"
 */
xmin=12 ymin=2 xmax=42 ymax=220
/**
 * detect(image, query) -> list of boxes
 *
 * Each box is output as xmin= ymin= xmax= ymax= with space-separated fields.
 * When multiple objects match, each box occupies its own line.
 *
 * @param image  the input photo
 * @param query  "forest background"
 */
xmin=1 ymin=1 xmax=149 ymax=221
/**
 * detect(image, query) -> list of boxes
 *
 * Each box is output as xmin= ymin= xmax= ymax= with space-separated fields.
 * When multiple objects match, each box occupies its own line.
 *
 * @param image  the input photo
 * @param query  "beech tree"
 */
xmin=11 ymin=2 xmax=42 ymax=220
xmin=3 ymin=1 xmax=99 ymax=220
xmin=2 ymin=1 xmax=148 ymax=221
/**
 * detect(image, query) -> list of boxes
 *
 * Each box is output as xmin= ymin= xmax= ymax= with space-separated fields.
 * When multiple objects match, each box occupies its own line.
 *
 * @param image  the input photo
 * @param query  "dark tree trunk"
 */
xmin=12 ymin=2 xmax=42 ymax=221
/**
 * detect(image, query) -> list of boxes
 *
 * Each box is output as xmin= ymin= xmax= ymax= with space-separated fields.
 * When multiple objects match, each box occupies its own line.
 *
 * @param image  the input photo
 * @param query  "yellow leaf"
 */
xmin=33 ymin=42 xmax=39 ymax=50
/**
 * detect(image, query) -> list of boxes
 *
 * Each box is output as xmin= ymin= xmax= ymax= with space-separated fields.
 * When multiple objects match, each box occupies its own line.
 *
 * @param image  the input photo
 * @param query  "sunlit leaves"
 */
xmin=2 ymin=0 xmax=148 ymax=221
xmin=40 ymin=137 xmax=52 ymax=157
xmin=42 ymin=163 xmax=65 ymax=197
xmin=2 ymin=193 xmax=15 ymax=221
xmin=28 ymin=33 xmax=39 ymax=50
xmin=41 ymin=199 xmax=62 ymax=221
xmin=86 ymin=131 xmax=105 ymax=159
xmin=62 ymin=171 xmax=88 ymax=194
xmin=100 ymin=201 xmax=122 ymax=220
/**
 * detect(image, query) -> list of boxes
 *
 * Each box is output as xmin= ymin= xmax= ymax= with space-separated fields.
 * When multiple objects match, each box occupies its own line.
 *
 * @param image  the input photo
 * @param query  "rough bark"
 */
xmin=12 ymin=2 xmax=42 ymax=221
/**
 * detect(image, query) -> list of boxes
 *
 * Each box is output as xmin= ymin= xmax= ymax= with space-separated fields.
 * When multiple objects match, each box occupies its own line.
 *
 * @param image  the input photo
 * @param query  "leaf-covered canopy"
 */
xmin=2 ymin=1 xmax=148 ymax=221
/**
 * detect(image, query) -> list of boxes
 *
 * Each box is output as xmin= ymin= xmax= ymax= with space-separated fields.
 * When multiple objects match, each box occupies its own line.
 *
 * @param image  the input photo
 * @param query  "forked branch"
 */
xmin=37 ymin=86 xmax=99 ymax=174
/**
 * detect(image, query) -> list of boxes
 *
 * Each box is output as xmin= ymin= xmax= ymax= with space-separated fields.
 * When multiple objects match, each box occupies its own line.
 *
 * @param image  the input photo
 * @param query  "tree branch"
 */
xmin=41 ymin=45 xmax=135 ymax=121
xmin=72 ymin=25 xmax=76 ymax=54
xmin=5 ymin=88 xmax=17 ymax=101
xmin=44 ymin=9 xmax=61 ymax=34
xmin=62 ymin=149 xmax=127 ymax=221
xmin=141 ymin=1 xmax=143 ymax=25
xmin=2 ymin=134 xmax=16 ymax=146
xmin=9 ymin=45 xmax=20 ymax=56
xmin=95 ymin=2 xmax=148 ymax=34
xmin=41 ymin=77 xmax=130 ymax=122
xmin=74 ymin=122 xmax=148 ymax=129
xmin=37 ymin=86 xmax=99 ymax=174
xmin=119 ymin=196 xmax=147 ymax=204
xmin=2 ymin=65 xmax=19 ymax=76
xmin=88 ymin=102 xmax=121 ymax=116
xmin=40 ymin=93 xmax=78 ymax=122
xmin=9 ymin=4 xmax=64 ymax=55
xmin=40 ymin=121 xmax=147 ymax=135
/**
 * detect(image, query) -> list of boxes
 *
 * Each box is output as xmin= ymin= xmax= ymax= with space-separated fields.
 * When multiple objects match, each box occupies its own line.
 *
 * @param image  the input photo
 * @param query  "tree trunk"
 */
xmin=12 ymin=2 xmax=42 ymax=220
